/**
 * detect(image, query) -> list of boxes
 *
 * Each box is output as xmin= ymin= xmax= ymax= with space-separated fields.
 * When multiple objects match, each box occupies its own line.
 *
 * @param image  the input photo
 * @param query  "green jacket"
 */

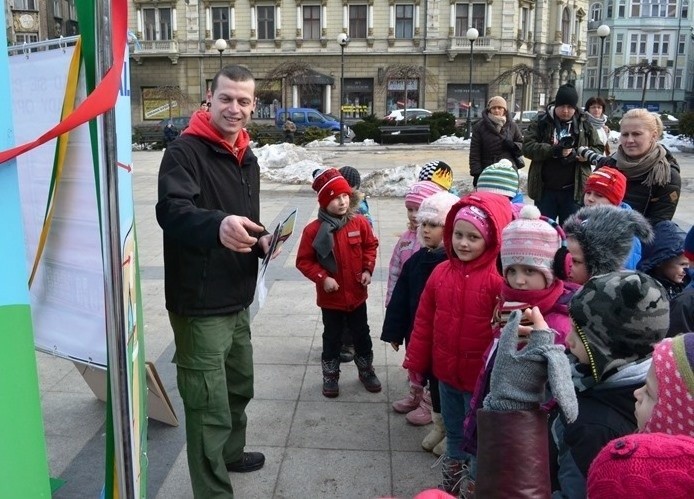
xmin=522 ymin=108 xmax=603 ymax=203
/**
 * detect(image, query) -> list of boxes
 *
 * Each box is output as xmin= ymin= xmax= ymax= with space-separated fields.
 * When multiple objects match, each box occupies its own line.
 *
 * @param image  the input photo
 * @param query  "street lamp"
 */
xmin=214 ymin=38 xmax=227 ymax=70
xmin=596 ymin=24 xmax=610 ymax=98
xmin=465 ymin=27 xmax=479 ymax=140
xmin=337 ymin=32 xmax=350 ymax=146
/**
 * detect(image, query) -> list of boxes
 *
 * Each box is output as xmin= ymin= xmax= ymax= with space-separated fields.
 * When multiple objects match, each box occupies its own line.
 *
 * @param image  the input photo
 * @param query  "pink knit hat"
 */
xmin=644 ymin=333 xmax=694 ymax=435
xmin=500 ymin=205 xmax=565 ymax=286
xmin=405 ymin=180 xmax=445 ymax=209
xmin=587 ymin=433 xmax=694 ymax=498
xmin=454 ymin=204 xmax=492 ymax=243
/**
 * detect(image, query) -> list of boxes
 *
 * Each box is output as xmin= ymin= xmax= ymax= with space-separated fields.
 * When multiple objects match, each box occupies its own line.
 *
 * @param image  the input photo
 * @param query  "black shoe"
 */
xmin=339 ymin=345 xmax=355 ymax=363
xmin=225 ymin=452 xmax=265 ymax=473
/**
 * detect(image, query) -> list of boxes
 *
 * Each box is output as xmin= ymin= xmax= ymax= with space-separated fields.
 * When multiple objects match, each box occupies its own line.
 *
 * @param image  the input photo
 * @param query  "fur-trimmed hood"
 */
xmin=563 ymin=205 xmax=654 ymax=277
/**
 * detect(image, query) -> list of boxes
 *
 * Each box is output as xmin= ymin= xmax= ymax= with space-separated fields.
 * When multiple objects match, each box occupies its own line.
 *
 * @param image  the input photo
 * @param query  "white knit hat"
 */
xmin=416 ymin=191 xmax=460 ymax=226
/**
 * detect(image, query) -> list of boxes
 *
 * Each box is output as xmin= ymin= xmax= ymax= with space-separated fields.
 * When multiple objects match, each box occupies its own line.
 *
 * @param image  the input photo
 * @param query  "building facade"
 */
xmin=584 ymin=0 xmax=693 ymax=115
xmin=127 ymin=0 xmax=593 ymax=124
xmin=7 ymin=0 xmax=79 ymax=45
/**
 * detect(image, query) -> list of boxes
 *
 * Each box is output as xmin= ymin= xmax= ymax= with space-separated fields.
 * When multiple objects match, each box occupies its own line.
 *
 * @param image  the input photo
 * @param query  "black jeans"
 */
xmin=321 ymin=303 xmax=373 ymax=361
xmin=535 ymin=188 xmax=579 ymax=224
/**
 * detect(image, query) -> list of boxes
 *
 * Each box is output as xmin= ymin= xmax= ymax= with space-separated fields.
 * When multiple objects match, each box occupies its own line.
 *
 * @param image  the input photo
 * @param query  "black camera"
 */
xmin=557 ymin=129 xmax=575 ymax=149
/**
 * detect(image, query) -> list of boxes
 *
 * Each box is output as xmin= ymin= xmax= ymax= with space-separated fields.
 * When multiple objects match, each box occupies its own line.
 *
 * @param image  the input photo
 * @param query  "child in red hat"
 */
xmin=296 ymin=168 xmax=380 ymax=398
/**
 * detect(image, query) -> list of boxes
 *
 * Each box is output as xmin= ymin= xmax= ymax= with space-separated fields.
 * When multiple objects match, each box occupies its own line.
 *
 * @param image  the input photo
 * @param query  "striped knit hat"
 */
xmin=312 ymin=168 xmax=352 ymax=209
xmin=477 ymin=159 xmax=520 ymax=199
xmin=501 ymin=205 xmax=564 ymax=286
xmin=405 ymin=180 xmax=445 ymax=209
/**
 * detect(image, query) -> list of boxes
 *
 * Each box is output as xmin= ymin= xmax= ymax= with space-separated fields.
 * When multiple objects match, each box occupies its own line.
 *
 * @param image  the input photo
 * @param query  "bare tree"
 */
xmin=150 ymin=85 xmax=191 ymax=119
xmin=488 ymin=64 xmax=550 ymax=118
xmin=258 ymin=61 xmax=323 ymax=113
xmin=378 ymin=65 xmax=438 ymax=123
xmin=610 ymin=61 xmax=670 ymax=108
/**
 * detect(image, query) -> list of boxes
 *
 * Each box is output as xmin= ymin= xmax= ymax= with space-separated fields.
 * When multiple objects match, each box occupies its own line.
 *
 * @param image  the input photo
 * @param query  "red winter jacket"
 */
xmin=403 ymin=192 xmax=513 ymax=392
xmin=296 ymin=214 xmax=378 ymax=311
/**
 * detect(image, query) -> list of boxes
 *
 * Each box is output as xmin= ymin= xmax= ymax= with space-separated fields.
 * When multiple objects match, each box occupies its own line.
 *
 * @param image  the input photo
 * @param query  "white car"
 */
xmin=384 ymin=108 xmax=433 ymax=122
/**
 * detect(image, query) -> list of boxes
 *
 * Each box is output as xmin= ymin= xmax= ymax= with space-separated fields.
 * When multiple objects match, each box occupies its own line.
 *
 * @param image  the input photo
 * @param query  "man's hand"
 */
xmin=219 ymin=215 xmax=264 ymax=253
xmin=323 ymin=277 xmax=339 ymax=293
xmin=258 ymin=233 xmax=281 ymax=260
xmin=360 ymin=271 xmax=372 ymax=286
xmin=390 ymin=342 xmax=400 ymax=352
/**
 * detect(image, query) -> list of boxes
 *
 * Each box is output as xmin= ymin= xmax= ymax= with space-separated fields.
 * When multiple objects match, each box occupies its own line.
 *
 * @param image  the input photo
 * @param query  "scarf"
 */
xmin=183 ymin=110 xmax=250 ymax=163
xmin=615 ymin=142 xmax=671 ymax=187
xmin=487 ymin=113 xmax=506 ymax=133
xmin=312 ymin=209 xmax=350 ymax=274
xmin=586 ymin=112 xmax=607 ymax=129
xmin=570 ymin=353 xmax=651 ymax=391
xmin=493 ymin=279 xmax=565 ymax=328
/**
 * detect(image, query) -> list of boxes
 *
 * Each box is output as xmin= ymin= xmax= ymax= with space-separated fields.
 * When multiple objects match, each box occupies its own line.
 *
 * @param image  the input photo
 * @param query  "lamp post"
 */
xmin=214 ymin=38 xmax=227 ymax=70
xmin=465 ymin=27 xmax=479 ymax=140
xmin=596 ymin=24 xmax=610 ymax=98
xmin=337 ymin=32 xmax=350 ymax=146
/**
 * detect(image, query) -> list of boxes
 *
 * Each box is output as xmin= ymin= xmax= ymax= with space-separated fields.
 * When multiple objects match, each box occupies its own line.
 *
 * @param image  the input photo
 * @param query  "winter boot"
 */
xmin=392 ymin=383 xmax=424 ymax=413
xmin=422 ymin=411 xmax=446 ymax=451
xmin=321 ymin=358 xmax=340 ymax=398
xmin=354 ymin=352 xmax=382 ymax=392
xmin=432 ymin=437 xmax=447 ymax=457
xmin=438 ymin=456 xmax=469 ymax=495
xmin=405 ymin=388 xmax=433 ymax=425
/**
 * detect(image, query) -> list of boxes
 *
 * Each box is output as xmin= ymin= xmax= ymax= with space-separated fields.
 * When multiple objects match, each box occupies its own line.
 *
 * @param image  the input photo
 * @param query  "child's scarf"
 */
xmin=312 ymin=209 xmax=349 ymax=274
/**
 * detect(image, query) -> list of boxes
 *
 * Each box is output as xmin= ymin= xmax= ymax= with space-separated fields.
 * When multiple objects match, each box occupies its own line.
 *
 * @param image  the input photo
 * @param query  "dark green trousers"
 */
xmin=169 ymin=310 xmax=254 ymax=499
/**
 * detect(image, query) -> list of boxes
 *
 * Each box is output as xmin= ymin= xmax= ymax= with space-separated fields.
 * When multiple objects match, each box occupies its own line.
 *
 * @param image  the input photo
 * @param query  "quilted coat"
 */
xmin=403 ymin=192 xmax=513 ymax=392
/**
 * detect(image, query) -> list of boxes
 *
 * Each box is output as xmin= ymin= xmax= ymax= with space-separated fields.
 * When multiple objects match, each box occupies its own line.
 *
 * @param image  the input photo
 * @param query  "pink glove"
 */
xmin=408 ymin=370 xmax=426 ymax=388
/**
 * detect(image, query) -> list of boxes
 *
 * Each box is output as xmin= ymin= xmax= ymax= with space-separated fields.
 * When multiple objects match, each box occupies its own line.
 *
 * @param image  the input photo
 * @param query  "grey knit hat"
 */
xmin=569 ymin=271 xmax=669 ymax=381
xmin=563 ymin=205 xmax=654 ymax=277
xmin=339 ymin=166 xmax=361 ymax=190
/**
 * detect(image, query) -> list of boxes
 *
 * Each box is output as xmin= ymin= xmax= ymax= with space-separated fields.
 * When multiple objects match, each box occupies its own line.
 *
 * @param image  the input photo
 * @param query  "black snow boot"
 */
xmin=354 ymin=352 xmax=382 ymax=392
xmin=321 ymin=358 xmax=340 ymax=398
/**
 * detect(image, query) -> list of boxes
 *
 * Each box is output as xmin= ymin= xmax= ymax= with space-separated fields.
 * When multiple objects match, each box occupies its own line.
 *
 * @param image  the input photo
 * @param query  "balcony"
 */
xmin=128 ymin=39 xmax=179 ymax=64
xmin=446 ymin=36 xmax=498 ymax=62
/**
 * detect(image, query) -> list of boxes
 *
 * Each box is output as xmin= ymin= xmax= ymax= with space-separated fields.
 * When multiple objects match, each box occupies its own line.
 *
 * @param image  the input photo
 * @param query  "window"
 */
xmin=607 ymin=0 xmax=614 ymax=17
xmin=15 ymin=33 xmax=38 ymax=44
xmin=589 ymin=36 xmax=598 ymax=57
xmin=395 ymin=4 xmax=414 ymax=39
xmin=257 ymin=6 xmax=275 ymax=40
xmin=683 ymin=0 xmax=689 ymax=17
xmin=590 ymin=3 xmax=602 ymax=21
xmin=561 ymin=8 xmax=570 ymax=44
xmin=679 ymin=34 xmax=686 ymax=54
xmin=615 ymin=33 xmax=623 ymax=54
xmin=14 ymin=0 xmax=37 ymax=9
xmin=455 ymin=3 xmax=486 ymax=35
xmin=587 ymin=68 xmax=597 ymax=89
xmin=630 ymin=0 xmax=640 ymax=17
xmin=630 ymin=33 xmax=647 ymax=55
xmin=343 ymin=78 xmax=373 ymax=118
xmin=255 ymin=80 xmax=282 ymax=119
xmin=303 ymin=5 xmax=320 ymax=40
xmin=618 ymin=0 xmax=626 ymax=17
xmin=653 ymin=34 xmax=660 ymax=55
xmin=143 ymin=7 xmax=172 ymax=41
xmin=67 ymin=0 xmax=76 ymax=20
xmin=53 ymin=0 xmax=62 ymax=17
xmin=675 ymin=69 xmax=682 ymax=89
xmin=212 ymin=7 xmax=230 ymax=40
xmin=520 ymin=7 xmax=529 ymax=39
xmin=657 ymin=73 xmax=666 ymax=89
xmin=349 ymin=5 xmax=367 ymax=39
xmin=661 ymin=34 xmax=669 ymax=55
xmin=387 ymin=79 xmax=419 ymax=111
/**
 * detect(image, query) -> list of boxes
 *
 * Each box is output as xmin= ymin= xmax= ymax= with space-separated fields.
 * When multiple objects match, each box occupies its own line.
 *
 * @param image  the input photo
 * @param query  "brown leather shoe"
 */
xmin=225 ymin=452 xmax=265 ymax=473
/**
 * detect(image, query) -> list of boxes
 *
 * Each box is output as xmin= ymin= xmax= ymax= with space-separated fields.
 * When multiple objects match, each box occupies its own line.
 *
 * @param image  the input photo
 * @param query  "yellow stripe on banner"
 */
xmin=28 ymin=38 xmax=82 ymax=288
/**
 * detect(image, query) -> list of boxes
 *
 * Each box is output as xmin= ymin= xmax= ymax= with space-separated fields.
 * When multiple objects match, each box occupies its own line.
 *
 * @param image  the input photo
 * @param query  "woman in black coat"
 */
xmin=614 ymin=108 xmax=681 ymax=225
xmin=469 ymin=96 xmax=524 ymax=186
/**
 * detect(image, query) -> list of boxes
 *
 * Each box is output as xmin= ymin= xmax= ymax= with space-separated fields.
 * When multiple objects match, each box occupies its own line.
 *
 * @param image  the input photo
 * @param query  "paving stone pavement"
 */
xmin=38 ymin=144 xmax=693 ymax=499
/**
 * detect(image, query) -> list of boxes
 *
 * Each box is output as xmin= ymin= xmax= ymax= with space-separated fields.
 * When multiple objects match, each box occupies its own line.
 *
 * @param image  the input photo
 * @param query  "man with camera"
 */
xmin=523 ymin=83 xmax=603 ymax=223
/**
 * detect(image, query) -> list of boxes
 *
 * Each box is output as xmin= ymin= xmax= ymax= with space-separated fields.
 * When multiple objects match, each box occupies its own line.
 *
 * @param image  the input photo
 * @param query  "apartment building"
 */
xmin=584 ymin=0 xmax=693 ymax=115
xmin=127 ymin=0 xmax=593 ymax=124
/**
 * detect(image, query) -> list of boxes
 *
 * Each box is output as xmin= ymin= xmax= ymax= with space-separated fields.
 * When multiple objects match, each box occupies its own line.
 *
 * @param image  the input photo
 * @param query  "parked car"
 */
xmin=275 ymin=108 xmax=354 ymax=140
xmin=132 ymin=116 xmax=191 ymax=148
xmin=513 ymin=110 xmax=539 ymax=123
xmin=384 ymin=108 xmax=432 ymax=123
